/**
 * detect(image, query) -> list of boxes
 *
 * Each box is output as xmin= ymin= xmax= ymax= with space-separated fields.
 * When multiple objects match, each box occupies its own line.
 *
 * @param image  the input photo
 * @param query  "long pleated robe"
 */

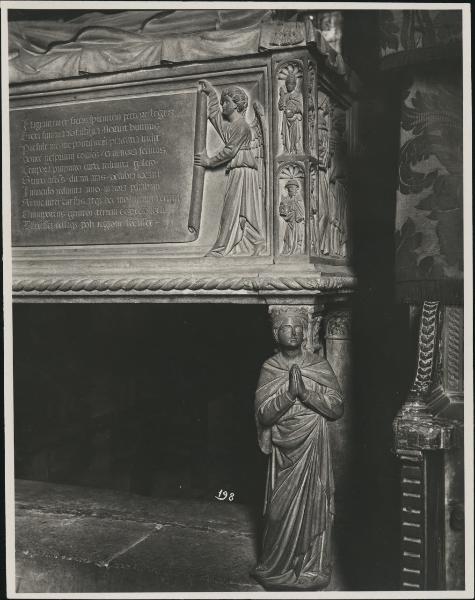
xmin=253 ymin=350 xmax=343 ymax=590
xmin=279 ymin=193 xmax=305 ymax=255
xmin=206 ymin=90 xmax=266 ymax=257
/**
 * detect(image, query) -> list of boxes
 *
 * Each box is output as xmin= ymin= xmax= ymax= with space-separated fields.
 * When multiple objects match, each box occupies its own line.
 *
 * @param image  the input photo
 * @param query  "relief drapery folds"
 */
xmin=277 ymin=62 xmax=304 ymax=155
xmin=195 ymin=79 xmax=267 ymax=257
xmin=253 ymin=304 xmax=343 ymax=590
xmin=278 ymin=163 xmax=306 ymax=255
xmin=315 ymin=91 xmax=349 ymax=258
xmin=308 ymin=63 xmax=317 ymax=156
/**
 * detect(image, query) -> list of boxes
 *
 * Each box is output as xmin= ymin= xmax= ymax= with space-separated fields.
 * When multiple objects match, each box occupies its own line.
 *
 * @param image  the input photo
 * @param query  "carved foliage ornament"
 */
xmin=268 ymin=21 xmax=306 ymax=47
xmin=326 ymin=311 xmax=351 ymax=338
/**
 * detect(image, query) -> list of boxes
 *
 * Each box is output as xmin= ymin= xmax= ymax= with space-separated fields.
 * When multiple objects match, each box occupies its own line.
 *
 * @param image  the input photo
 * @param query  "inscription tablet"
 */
xmin=10 ymin=87 xmax=206 ymax=246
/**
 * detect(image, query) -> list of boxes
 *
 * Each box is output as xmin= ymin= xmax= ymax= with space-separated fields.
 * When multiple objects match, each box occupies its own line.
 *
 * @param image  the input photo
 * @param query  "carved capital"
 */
xmin=325 ymin=310 xmax=351 ymax=339
xmin=393 ymin=407 xmax=457 ymax=453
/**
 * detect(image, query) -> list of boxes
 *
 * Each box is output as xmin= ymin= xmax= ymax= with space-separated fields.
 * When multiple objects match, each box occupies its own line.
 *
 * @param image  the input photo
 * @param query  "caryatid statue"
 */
xmin=253 ymin=306 xmax=343 ymax=591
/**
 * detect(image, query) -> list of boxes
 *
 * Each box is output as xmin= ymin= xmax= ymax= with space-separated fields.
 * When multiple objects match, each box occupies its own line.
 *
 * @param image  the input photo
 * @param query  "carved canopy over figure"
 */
xmin=253 ymin=307 xmax=343 ymax=591
xmin=279 ymin=178 xmax=305 ymax=255
xmin=194 ymin=80 xmax=266 ymax=257
xmin=278 ymin=72 xmax=304 ymax=154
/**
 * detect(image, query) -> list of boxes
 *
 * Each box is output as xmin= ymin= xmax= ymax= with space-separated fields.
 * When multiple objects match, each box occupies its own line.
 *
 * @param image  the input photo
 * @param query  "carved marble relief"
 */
xmin=266 ymin=21 xmax=306 ymax=47
xmin=308 ymin=63 xmax=317 ymax=156
xmin=310 ymin=163 xmax=319 ymax=255
xmin=326 ymin=310 xmax=351 ymax=338
xmin=316 ymin=11 xmax=343 ymax=54
xmin=317 ymin=91 xmax=332 ymax=256
xmin=278 ymin=164 xmax=305 ymax=256
xmin=328 ymin=107 xmax=349 ymax=258
xmin=194 ymin=80 xmax=267 ymax=257
xmin=317 ymin=91 xmax=349 ymax=259
xmin=277 ymin=62 xmax=304 ymax=155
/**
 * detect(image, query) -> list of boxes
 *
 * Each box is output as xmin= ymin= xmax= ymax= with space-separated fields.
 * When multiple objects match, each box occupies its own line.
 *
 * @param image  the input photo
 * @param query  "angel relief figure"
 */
xmin=194 ymin=80 xmax=267 ymax=257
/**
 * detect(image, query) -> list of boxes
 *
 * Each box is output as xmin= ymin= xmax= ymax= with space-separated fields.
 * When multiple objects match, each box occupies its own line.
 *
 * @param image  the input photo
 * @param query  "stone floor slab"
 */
xmin=16 ymin=510 xmax=156 ymax=566
xmin=15 ymin=479 xmax=256 ymax=534
xmin=110 ymin=523 xmax=261 ymax=591
xmin=14 ymin=478 xmax=346 ymax=592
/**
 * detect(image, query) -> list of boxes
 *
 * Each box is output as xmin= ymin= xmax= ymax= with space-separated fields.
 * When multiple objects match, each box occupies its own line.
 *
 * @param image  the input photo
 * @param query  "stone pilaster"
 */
xmin=324 ymin=309 xmax=352 ymax=500
xmin=325 ymin=309 xmax=351 ymax=395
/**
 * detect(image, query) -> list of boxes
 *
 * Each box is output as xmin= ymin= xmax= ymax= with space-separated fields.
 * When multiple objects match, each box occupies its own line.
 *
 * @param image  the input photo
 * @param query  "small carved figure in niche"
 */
xmin=317 ymin=93 xmax=331 ymax=255
xmin=253 ymin=307 xmax=343 ymax=591
xmin=309 ymin=165 xmax=319 ymax=253
xmin=279 ymin=178 xmax=305 ymax=255
xmin=308 ymin=67 xmax=317 ymax=156
xmin=316 ymin=11 xmax=343 ymax=54
xmin=328 ymin=111 xmax=349 ymax=257
xmin=194 ymin=80 xmax=266 ymax=257
xmin=278 ymin=73 xmax=303 ymax=155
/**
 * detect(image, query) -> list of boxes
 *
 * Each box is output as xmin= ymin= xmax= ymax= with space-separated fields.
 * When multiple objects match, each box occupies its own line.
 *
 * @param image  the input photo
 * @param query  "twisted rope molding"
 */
xmin=446 ymin=307 xmax=462 ymax=392
xmin=411 ymin=300 xmax=440 ymax=395
xmin=12 ymin=275 xmax=357 ymax=294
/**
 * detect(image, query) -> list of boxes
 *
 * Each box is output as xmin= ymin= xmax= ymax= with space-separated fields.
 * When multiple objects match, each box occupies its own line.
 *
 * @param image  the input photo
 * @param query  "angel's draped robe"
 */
xmin=206 ymin=90 xmax=266 ymax=256
xmin=254 ymin=350 xmax=343 ymax=590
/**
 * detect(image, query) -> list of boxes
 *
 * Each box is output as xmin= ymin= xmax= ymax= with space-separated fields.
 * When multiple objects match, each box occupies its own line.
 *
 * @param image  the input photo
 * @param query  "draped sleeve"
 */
xmin=301 ymin=383 xmax=343 ymax=420
xmin=254 ymin=356 xmax=289 ymax=455
xmin=208 ymin=118 xmax=251 ymax=167
xmin=300 ymin=354 xmax=343 ymax=420
xmin=207 ymin=88 xmax=226 ymax=140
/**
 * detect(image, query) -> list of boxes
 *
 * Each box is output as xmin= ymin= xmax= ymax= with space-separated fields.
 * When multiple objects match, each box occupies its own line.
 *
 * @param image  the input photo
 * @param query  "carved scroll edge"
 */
xmin=187 ymin=87 xmax=208 ymax=239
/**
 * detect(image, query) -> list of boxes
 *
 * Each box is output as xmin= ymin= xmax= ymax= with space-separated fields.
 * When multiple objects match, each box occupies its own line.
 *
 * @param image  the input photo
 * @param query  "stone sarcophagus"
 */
xmin=9 ymin=10 xmax=358 ymax=303
xmin=8 ymin=8 xmax=360 ymax=593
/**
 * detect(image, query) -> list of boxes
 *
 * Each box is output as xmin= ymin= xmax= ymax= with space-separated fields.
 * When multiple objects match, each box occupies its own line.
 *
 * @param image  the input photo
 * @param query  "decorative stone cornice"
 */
xmin=12 ymin=275 xmax=357 ymax=295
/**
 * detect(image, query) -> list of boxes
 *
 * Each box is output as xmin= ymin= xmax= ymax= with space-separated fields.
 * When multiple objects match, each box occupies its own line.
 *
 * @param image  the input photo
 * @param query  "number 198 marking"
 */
xmin=214 ymin=489 xmax=235 ymax=502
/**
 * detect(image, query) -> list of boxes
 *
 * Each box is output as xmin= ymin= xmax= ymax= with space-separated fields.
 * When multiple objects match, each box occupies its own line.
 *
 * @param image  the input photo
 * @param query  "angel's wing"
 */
xmin=250 ymin=101 xmax=267 ymax=201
